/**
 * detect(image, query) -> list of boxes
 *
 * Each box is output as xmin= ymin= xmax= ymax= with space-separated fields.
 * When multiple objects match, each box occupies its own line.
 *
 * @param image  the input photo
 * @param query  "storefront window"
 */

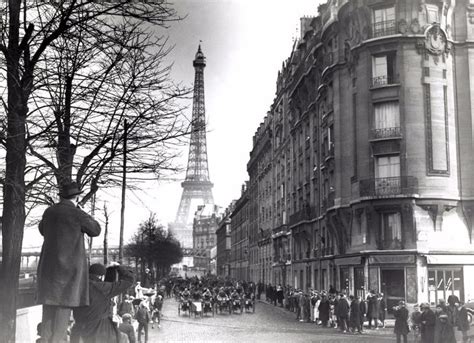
xmin=428 ymin=268 xmax=463 ymax=306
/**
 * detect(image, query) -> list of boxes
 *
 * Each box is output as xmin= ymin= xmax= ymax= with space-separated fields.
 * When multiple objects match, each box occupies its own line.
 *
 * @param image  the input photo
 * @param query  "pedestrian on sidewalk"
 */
xmin=135 ymin=301 xmax=151 ymax=343
xmin=434 ymin=304 xmax=456 ymax=343
xmin=359 ymin=296 xmax=367 ymax=333
xmin=349 ymin=295 xmax=362 ymax=334
xmin=318 ymin=293 xmax=330 ymax=327
xmin=393 ymin=300 xmax=409 ymax=343
xmin=336 ymin=293 xmax=350 ymax=333
xmin=456 ymin=302 xmax=471 ymax=343
xmin=410 ymin=304 xmax=422 ymax=343
xmin=119 ymin=314 xmax=136 ymax=343
xmin=379 ymin=293 xmax=387 ymax=328
xmin=37 ymin=182 xmax=101 ymax=343
xmin=420 ymin=303 xmax=436 ymax=343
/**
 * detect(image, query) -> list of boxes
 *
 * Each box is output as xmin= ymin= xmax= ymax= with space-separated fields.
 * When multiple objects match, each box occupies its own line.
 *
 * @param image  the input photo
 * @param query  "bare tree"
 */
xmin=0 ymin=1 xmax=187 ymax=340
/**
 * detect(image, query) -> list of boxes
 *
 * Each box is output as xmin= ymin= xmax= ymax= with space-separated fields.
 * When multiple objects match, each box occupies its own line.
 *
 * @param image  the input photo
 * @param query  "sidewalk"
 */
xmin=257 ymin=298 xmax=395 ymax=328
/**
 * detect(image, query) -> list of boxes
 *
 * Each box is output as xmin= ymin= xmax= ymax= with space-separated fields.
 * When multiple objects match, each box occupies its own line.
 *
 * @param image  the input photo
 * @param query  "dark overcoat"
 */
xmin=434 ymin=313 xmax=456 ymax=343
xmin=37 ymin=199 xmax=101 ymax=306
xmin=318 ymin=298 xmax=330 ymax=322
xmin=394 ymin=307 xmax=410 ymax=335
xmin=336 ymin=298 xmax=350 ymax=319
xmin=349 ymin=299 xmax=361 ymax=327
xmin=72 ymin=267 xmax=134 ymax=343
xmin=420 ymin=309 xmax=436 ymax=343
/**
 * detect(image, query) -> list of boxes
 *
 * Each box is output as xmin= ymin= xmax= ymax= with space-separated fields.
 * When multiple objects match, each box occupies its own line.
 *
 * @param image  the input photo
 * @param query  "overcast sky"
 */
xmin=24 ymin=0 xmax=322 ymax=248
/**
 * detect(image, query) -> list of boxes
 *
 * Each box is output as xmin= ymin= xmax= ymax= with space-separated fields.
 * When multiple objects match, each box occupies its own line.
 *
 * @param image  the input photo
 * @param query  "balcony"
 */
xmin=371 ymin=20 xmax=397 ymax=38
xmin=371 ymin=127 xmax=402 ymax=140
xmin=359 ymin=176 xmax=418 ymax=197
xmin=371 ymin=74 xmax=398 ymax=88
xmin=289 ymin=205 xmax=317 ymax=225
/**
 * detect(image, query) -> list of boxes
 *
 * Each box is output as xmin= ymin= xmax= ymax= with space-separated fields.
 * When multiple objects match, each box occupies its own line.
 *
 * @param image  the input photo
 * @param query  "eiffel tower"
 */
xmin=171 ymin=44 xmax=214 ymax=250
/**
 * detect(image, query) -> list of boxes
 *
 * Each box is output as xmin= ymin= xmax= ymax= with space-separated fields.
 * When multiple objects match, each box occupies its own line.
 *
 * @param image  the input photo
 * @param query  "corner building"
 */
xmin=263 ymin=0 xmax=474 ymax=309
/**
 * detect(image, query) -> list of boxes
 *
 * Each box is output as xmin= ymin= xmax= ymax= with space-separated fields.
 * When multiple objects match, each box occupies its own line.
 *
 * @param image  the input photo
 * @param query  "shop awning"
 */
xmin=369 ymin=254 xmax=415 ymax=264
xmin=334 ymin=256 xmax=361 ymax=266
xmin=426 ymin=254 xmax=474 ymax=264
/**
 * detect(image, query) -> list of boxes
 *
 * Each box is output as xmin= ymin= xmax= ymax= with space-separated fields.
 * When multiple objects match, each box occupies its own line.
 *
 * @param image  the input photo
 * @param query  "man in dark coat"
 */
xmin=420 ymin=303 xmax=436 ymax=343
xmin=394 ymin=300 xmax=409 ymax=343
xmin=349 ymin=295 xmax=362 ymax=333
xmin=336 ymin=293 xmax=350 ymax=332
xmin=367 ymin=291 xmax=380 ymax=329
xmin=359 ymin=296 xmax=367 ymax=332
xmin=379 ymin=293 xmax=387 ymax=327
xmin=456 ymin=302 xmax=471 ymax=343
xmin=37 ymin=182 xmax=101 ymax=342
xmin=72 ymin=263 xmax=134 ymax=343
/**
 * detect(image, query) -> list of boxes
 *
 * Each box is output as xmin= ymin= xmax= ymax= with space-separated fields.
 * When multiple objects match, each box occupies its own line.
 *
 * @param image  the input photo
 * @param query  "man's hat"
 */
xmin=59 ymin=182 xmax=83 ymax=198
xmin=89 ymin=263 xmax=106 ymax=276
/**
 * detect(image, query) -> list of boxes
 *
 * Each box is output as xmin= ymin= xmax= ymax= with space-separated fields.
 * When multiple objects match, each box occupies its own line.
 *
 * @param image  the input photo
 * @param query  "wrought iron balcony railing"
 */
xmin=359 ymin=176 xmax=418 ymax=197
xmin=372 ymin=20 xmax=397 ymax=38
xmin=371 ymin=74 xmax=398 ymax=88
xmin=289 ymin=205 xmax=317 ymax=225
xmin=371 ymin=127 xmax=402 ymax=140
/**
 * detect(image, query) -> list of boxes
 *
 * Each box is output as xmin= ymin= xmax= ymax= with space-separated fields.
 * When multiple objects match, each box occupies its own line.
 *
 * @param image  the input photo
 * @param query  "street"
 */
xmin=147 ymin=298 xmax=398 ymax=343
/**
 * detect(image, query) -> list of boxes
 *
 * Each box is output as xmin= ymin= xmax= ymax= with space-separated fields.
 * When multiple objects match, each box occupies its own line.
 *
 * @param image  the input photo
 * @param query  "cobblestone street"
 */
xmin=147 ymin=299 xmax=398 ymax=343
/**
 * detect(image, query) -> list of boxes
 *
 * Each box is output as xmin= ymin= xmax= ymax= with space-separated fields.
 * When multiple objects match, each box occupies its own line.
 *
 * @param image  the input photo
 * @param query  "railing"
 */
xmin=371 ymin=127 xmax=402 ymax=140
xmin=289 ymin=205 xmax=317 ymax=225
xmin=372 ymin=20 xmax=397 ymax=38
xmin=371 ymin=74 xmax=398 ymax=88
xmin=359 ymin=176 xmax=418 ymax=197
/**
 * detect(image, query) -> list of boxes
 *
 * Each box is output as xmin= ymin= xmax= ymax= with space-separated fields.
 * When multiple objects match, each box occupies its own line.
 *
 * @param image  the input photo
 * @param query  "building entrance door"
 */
xmin=354 ymin=267 xmax=365 ymax=299
xmin=381 ymin=269 xmax=405 ymax=313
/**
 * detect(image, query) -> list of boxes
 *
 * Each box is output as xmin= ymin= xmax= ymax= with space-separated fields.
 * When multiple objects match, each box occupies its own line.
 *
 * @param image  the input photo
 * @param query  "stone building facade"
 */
xmin=216 ymin=203 xmax=235 ymax=277
xmin=248 ymin=116 xmax=274 ymax=284
xmin=243 ymin=0 xmax=474 ymax=309
xmin=192 ymin=204 xmax=220 ymax=272
xmin=230 ymin=184 xmax=250 ymax=280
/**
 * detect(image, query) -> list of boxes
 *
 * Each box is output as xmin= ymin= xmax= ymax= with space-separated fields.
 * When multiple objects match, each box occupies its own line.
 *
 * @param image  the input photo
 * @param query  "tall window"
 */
xmin=375 ymin=155 xmax=400 ymax=178
xmin=373 ymin=102 xmax=400 ymax=138
xmin=372 ymin=53 xmax=396 ymax=87
xmin=374 ymin=102 xmax=400 ymax=129
xmin=375 ymin=155 xmax=401 ymax=195
xmin=373 ymin=6 xmax=396 ymax=37
xmin=380 ymin=212 xmax=402 ymax=243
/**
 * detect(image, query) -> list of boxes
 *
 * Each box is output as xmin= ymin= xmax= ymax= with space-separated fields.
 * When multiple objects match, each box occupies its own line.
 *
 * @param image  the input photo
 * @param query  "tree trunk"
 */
xmin=0 ymin=0 xmax=28 ymax=340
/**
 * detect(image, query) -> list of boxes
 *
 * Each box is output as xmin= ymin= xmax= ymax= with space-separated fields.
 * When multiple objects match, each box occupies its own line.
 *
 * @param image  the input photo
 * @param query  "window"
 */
xmin=372 ymin=6 xmax=396 ymax=37
xmin=372 ymin=53 xmax=396 ymax=87
xmin=375 ymin=155 xmax=401 ymax=195
xmin=375 ymin=155 xmax=400 ymax=178
xmin=373 ymin=102 xmax=401 ymax=138
xmin=380 ymin=212 xmax=402 ymax=243
xmin=374 ymin=102 xmax=400 ymax=129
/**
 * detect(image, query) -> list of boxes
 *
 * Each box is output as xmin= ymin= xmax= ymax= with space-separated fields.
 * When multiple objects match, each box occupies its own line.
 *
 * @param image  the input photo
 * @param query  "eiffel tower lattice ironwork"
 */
xmin=172 ymin=44 xmax=214 ymax=249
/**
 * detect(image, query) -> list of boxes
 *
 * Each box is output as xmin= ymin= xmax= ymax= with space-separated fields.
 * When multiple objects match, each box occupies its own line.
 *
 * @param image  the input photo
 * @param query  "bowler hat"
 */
xmin=59 ymin=182 xmax=83 ymax=198
xmin=89 ymin=263 xmax=106 ymax=276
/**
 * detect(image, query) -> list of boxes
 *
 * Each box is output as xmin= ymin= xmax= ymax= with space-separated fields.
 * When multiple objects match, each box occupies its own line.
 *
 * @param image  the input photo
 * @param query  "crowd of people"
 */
xmin=259 ymin=283 xmax=472 ymax=343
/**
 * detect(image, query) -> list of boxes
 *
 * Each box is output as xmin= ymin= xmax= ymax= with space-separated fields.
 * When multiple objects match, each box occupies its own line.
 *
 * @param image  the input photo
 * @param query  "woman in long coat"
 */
xmin=349 ymin=296 xmax=362 ymax=333
xmin=318 ymin=294 xmax=331 ymax=327
xmin=420 ymin=303 xmax=436 ymax=343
